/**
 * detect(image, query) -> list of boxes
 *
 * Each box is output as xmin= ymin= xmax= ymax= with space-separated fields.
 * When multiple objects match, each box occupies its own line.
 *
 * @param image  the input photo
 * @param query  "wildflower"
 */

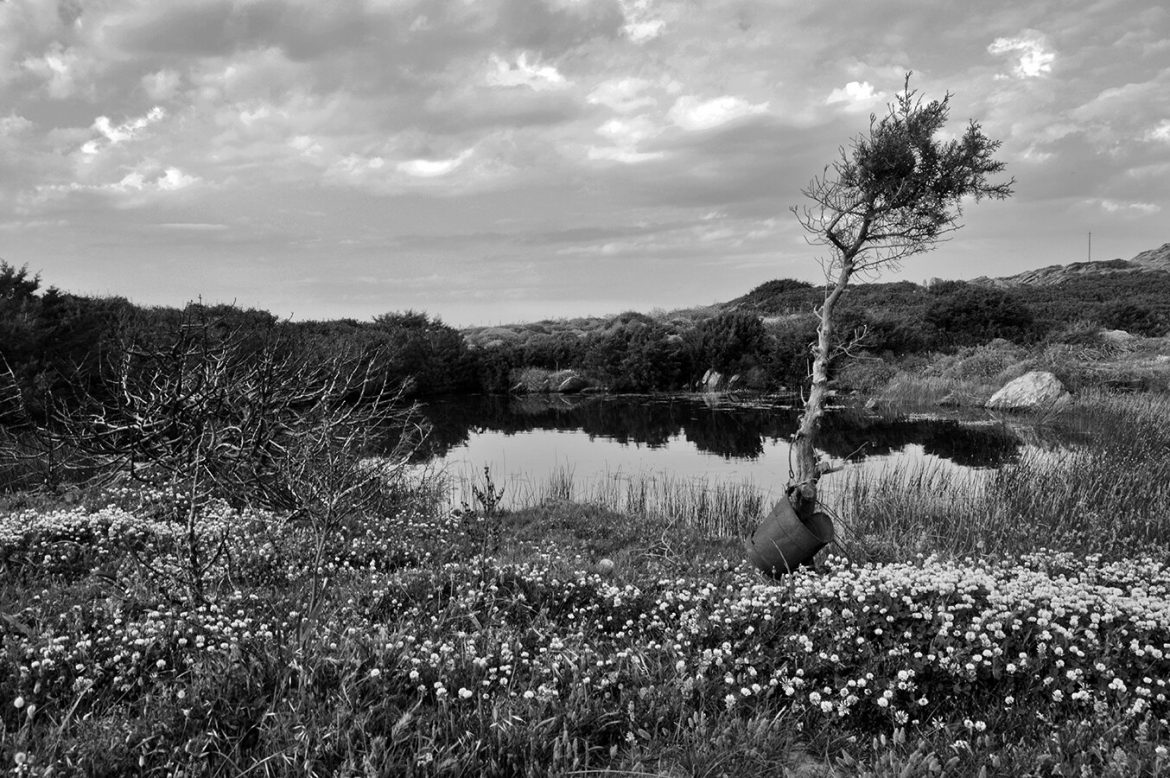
xmin=13 ymin=696 xmax=24 ymax=709
xmin=458 ymin=687 xmax=473 ymax=700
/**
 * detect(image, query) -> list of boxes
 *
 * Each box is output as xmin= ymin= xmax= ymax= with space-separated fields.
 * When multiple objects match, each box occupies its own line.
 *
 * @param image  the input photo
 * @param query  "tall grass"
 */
xmin=453 ymin=466 xmax=769 ymax=538
xmin=832 ymin=391 xmax=1170 ymax=559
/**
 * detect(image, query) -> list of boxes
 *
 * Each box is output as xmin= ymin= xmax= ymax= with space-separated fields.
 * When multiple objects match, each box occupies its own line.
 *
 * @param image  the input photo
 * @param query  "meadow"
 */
xmin=1 ymin=388 xmax=1169 ymax=776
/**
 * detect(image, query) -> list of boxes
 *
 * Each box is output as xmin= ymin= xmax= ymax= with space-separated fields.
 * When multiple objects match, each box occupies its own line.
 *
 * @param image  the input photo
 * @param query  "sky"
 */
xmin=1 ymin=0 xmax=1167 ymax=326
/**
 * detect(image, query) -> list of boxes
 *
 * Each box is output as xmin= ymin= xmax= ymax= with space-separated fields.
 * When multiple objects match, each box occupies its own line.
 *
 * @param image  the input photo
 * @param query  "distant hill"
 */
xmin=976 ymin=242 xmax=1170 ymax=288
xmin=463 ymin=241 xmax=1170 ymax=346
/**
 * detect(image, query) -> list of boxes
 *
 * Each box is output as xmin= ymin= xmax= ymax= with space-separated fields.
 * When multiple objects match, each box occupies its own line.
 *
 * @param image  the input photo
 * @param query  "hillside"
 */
xmin=465 ymin=242 xmax=1170 ymax=356
xmin=977 ymin=242 xmax=1170 ymax=287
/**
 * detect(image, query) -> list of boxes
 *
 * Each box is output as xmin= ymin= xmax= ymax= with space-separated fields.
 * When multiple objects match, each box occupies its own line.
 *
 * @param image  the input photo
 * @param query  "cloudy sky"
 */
xmin=1 ymin=0 xmax=1167 ymax=325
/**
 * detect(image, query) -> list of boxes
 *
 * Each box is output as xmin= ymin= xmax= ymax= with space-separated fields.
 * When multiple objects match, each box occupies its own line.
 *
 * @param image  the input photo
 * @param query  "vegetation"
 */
xmin=2 ymin=391 xmax=1169 ymax=775
xmin=3 ymin=247 xmax=1170 ymax=773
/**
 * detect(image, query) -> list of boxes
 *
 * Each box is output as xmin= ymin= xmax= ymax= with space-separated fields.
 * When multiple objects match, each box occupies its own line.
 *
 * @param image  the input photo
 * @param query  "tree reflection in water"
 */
xmin=399 ymin=394 xmax=1024 ymax=469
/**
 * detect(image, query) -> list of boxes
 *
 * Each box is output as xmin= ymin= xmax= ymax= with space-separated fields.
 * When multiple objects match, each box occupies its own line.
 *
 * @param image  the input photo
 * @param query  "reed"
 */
xmin=831 ymin=391 xmax=1170 ymax=559
xmin=452 ymin=466 xmax=769 ymax=539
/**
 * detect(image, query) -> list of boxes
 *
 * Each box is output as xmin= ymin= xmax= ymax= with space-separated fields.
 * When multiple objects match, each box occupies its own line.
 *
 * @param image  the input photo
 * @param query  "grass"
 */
xmin=831 ymin=391 xmax=1170 ymax=561
xmin=867 ymin=335 xmax=1170 ymax=413
xmin=2 ymin=391 xmax=1169 ymax=775
xmin=453 ymin=467 xmax=768 ymax=540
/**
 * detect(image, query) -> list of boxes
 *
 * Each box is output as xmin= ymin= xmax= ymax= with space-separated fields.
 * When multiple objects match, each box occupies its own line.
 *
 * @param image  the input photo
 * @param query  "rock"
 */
xmin=1100 ymin=329 xmax=1134 ymax=343
xmin=863 ymin=398 xmax=880 ymax=412
xmin=727 ymin=374 xmax=743 ymax=390
xmin=556 ymin=374 xmax=588 ymax=394
xmin=701 ymin=369 xmax=726 ymax=392
xmin=985 ymin=371 xmax=1071 ymax=411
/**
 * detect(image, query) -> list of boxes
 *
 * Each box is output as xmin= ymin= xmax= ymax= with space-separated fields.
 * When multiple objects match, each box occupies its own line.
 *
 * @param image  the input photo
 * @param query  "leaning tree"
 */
xmin=788 ymin=76 xmax=1014 ymax=520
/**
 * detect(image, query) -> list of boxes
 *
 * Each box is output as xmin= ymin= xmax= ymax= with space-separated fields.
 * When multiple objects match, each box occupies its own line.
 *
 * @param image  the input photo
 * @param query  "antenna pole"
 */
xmin=1088 ymin=231 xmax=1092 ymax=262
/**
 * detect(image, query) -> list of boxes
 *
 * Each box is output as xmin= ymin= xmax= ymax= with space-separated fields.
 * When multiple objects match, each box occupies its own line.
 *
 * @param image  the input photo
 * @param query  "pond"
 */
xmin=405 ymin=393 xmax=1074 ymax=509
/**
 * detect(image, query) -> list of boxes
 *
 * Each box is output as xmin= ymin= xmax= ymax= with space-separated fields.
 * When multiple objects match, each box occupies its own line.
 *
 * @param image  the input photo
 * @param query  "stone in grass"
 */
xmin=595 ymin=558 xmax=615 ymax=575
xmin=985 ymin=370 xmax=1070 ymax=411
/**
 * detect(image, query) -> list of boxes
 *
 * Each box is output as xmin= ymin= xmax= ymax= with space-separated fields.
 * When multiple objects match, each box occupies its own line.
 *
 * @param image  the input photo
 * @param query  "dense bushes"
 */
xmin=924 ymin=281 xmax=1035 ymax=346
xmin=3 ymin=259 xmax=1167 ymax=415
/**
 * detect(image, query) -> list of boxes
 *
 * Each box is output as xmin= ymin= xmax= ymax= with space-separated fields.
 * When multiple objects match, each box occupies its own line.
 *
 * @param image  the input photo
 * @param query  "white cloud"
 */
xmin=82 ymin=107 xmax=166 ymax=154
xmin=596 ymin=116 xmax=659 ymax=146
xmin=397 ymin=149 xmax=473 ymax=177
xmin=37 ymin=161 xmax=197 ymax=200
xmin=1098 ymin=199 xmax=1160 ymax=215
xmin=22 ymin=44 xmax=82 ymax=99
xmin=587 ymin=78 xmax=656 ymax=113
xmin=1147 ymin=120 xmax=1170 ymax=143
xmin=157 ymin=167 xmax=198 ymax=191
xmin=825 ymin=81 xmax=883 ymax=111
xmin=668 ymin=95 xmax=769 ymax=131
xmin=0 ymin=115 xmax=33 ymax=137
xmin=587 ymin=115 xmax=665 ymax=164
xmin=485 ymin=53 xmax=568 ymax=91
xmin=142 ymin=69 xmax=181 ymax=101
xmin=988 ymin=32 xmax=1055 ymax=78
xmin=620 ymin=0 xmax=665 ymax=43
xmin=289 ymin=135 xmax=324 ymax=156
xmin=587 ymin=146 xmax=665 ymax=164
xmin=625 ymin=19 xmax=665 ymax=42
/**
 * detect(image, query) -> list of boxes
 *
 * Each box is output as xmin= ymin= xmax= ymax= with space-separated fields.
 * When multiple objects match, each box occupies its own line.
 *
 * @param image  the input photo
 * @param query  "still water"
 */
xmin=409 ymin=394 xmax=1044 ymax=506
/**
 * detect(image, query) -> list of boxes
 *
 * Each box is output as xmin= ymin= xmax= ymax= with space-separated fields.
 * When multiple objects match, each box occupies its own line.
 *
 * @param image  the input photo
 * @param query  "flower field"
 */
xmin=2 ymin=485 xmax=1169 ymax=776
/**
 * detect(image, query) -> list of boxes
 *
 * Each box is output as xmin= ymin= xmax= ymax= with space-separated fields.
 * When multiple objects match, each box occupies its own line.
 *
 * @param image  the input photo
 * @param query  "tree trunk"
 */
xmin=790 ymin=257 xmax=854 ymax=519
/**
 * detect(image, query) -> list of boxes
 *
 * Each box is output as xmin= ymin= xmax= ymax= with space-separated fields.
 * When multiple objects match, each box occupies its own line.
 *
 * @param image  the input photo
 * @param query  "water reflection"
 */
xmin=409 ymin=394 xmax=1023 ymax=470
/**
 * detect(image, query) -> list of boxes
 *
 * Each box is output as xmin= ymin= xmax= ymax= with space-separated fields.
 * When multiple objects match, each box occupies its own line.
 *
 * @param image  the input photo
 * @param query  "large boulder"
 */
xmin=985 ymin=371 xmax=1070 ymax=411
xmin=701 ymin=369 xmax=726 ymax=392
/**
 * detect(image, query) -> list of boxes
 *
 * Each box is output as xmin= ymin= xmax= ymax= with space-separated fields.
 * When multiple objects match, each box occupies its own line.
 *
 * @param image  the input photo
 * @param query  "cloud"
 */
xmin=35 ymin=160 xmax=199 ymax=201
xmin=587 ymin=115 xmax=665 ymax=164
xmin=619 ymin=0 xmax=665 ymax=43
xmin=587 ymin=145 xmax=665 ymax=164
xmin=158 ymin=167 xmax=199 ymax=190
xmin=668 ymin=95 xmax=769 ymax=131
xmin=988 ymin=32 xmax=1055 ymax=78
xmin=1150 ymin=121 xmax=1170 ymax=143
xmin=485 ymin=52 xmax=569 ymax=91
xmin=397 ymin=149 xmax=474 ymax=178
xmin=82 ymin=107 xmax=167 ymax=155
xmin=142 ymin=69 xmax=182 ymax=101
xmin=587 ymin=77 xmax=656 ymax=113
xmin=21 ymin=43 xmax=82 ymax=99
xmin=824 ymin=81 xmax=883 ymax=111
xmin=1096 ymin=199 xmax=1161 ymax=215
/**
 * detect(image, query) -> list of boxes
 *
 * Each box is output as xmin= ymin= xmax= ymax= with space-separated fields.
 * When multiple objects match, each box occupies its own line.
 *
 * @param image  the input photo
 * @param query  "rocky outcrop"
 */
xmin=700 ymin=369 xmax=726 ymax=392
xmin=985 ymin=371 xmax=1070 ymax=411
